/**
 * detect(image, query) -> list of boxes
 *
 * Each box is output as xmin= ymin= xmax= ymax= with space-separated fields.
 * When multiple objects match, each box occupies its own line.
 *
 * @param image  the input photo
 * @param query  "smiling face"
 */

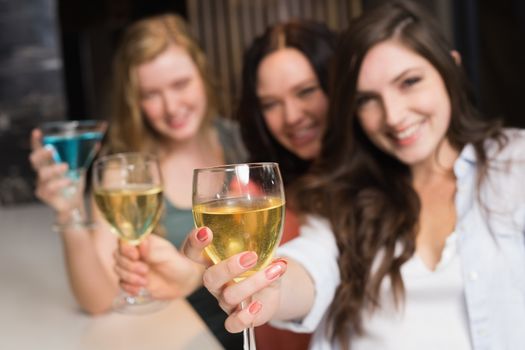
xmin=356 ymin=39 xmax=453 ymax=169
xmin=137 ymin=45 xmax=207 ymax=143
xmin=256 ymin=48 xmax=328 ymax=160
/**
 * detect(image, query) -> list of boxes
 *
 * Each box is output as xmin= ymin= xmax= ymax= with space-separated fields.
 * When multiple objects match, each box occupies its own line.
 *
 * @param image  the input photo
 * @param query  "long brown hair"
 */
xmin=105 ymin=14 xmax=218 ymax=154
xmin=237 ymin=21 xmax=336 ymax=185
xmin=294 ymin=0 xmax=504 ymax=345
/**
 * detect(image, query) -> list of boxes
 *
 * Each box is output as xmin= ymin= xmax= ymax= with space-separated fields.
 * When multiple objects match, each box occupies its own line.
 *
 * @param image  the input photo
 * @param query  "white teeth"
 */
xmin=290 ymin=126 xmax=316 ymax=140
xmin=395 ymin=123 xmax=420 ymax=139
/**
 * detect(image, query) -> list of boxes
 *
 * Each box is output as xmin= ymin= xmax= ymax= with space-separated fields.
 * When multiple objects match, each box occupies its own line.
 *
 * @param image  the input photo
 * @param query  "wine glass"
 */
xmin=40 ymin=119 xmax=107 ymax=231
xmin=92 ymin=152 xmax=167 ymax=314
xmin=192 ymin=162 xmax=285 ymax=350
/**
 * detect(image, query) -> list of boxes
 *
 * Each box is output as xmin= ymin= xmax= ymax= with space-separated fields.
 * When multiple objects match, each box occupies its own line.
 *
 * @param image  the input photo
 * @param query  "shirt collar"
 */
xmin=453 ymin=143 xmax=477 ymax=179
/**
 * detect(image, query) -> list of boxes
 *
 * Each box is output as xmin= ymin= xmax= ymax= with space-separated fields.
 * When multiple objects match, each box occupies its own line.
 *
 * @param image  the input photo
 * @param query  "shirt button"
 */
xmin=468 ymin=271 xmax=478 ymax=281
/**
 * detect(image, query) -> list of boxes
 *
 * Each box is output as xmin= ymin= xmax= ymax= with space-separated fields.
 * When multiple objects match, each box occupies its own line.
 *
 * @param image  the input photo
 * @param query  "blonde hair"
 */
xmin=105 ymin=14 xmax=217 ymax=153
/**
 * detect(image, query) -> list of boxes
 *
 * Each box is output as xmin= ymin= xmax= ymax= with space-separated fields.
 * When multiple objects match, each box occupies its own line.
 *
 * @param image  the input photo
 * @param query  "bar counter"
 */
xmin=0 ymin=203 xmax=223 ymax=349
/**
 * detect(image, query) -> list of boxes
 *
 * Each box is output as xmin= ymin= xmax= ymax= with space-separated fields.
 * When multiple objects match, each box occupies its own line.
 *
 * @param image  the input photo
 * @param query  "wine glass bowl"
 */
xmin=92 ymin=152 xmax=166 ymax=313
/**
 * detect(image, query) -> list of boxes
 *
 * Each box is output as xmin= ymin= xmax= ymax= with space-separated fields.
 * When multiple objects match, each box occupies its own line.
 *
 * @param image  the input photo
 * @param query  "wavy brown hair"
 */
xmin=104 ymin=13 xmax=218 ymax=154
xmin=237 ymin=21 xmax=337 ymax=185
xmin=294 ymin=0 xmax=504 ymax=346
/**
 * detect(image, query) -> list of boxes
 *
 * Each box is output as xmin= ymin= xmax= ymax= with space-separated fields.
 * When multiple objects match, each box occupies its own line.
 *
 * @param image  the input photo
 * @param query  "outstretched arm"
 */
xmin=183 ymin=227 xmax=316 ymax=333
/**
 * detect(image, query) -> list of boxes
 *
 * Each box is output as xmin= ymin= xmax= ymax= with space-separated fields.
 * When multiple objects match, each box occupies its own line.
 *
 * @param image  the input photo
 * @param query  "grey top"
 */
xmin=161 ymin=117 xmax=247 ymax=248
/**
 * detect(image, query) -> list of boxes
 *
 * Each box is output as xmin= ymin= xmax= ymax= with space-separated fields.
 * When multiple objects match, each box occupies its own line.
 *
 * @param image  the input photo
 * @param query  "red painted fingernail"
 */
xmin=265 ymin=261 xmax=286 ymax=280
xmin=248 ymin=301 xmax=262 ymax=315
xmin=196 ymin=227 xmax=208 ymax=242
xmin=239 ymin=251 xmax=258 ymax=268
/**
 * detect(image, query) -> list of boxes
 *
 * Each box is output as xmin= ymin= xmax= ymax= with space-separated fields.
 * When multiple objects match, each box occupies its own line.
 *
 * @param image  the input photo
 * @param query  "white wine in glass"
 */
xmin=192 ymin=163 xmax=285 ymax=349
xmin=93 ymin=152 xmax=166 ymax=313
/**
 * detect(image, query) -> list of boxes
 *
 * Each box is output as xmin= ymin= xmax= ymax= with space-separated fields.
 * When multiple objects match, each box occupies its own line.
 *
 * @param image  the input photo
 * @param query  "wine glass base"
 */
xmin=112 ymin=292 xmax=170 ymax=315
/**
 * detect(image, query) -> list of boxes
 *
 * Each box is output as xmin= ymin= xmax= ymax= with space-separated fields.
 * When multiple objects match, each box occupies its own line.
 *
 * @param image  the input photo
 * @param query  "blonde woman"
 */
xmin=30 ymin=14 xmax=245 ymax=349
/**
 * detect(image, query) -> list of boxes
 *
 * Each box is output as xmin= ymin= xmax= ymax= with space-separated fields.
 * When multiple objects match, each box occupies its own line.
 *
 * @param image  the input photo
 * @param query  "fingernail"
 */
xmin=196 ymin=227 xmax=208 ymax=242
xmin=248 ymin=301 xmax=262 ymax=315
xmin=265 ymin=261 xmax=286 ymax=280
xmin=239 ymin=251 xmax=258 ymax=269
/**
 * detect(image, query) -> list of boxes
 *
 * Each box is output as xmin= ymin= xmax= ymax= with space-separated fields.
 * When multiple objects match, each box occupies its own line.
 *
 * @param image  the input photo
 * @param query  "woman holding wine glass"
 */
xmin=115 ymin=20 xmax=336 ymax=350
xmin=179 ymin=1 xmax=525 ymax=349
xmin=29 ymin=13 xmax=245 ymax=349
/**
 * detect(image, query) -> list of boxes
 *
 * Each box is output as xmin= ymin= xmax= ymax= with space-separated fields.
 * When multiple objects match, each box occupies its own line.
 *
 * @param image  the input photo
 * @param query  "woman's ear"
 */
xmin=450 ymin=50 xmax=462 ymax=65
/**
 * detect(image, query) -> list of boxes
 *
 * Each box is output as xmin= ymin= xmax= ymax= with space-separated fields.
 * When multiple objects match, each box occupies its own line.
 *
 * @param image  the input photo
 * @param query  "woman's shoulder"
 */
xmin=213 ymin=117 xmax=248 ymax=163
xmin=486 ymin=128 xmax=525 ymax=161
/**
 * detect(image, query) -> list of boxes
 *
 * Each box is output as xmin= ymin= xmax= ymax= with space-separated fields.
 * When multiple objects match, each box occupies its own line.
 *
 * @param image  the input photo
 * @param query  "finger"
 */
xmin=113 ymin=249 xmax=148 ymax=276
xmin=114 ymin=263 xmax=148 ymax=286
xmin=35 ymin=175 xmax=70 ymax=194
xmin=34 ymin=177 xmax=71 ymax=201
xmin=137 ymin=236 xmax=151 ymax=260
xmin=221 ymin=259 xmax=287 ymax=308
xmin=29 ymin=147 xmax=55 ymax=170
xmin=119 ymin=240 xmax=140 ymax=261
xmin=224 ymin=300 xmax=263 ymax=333
xmin=203 ymin=251 xmax=258 ymax=295
xmin=120 ymin=282 xmax=143 ymax=296
xmin=182 ymin=227 xmax=213 ymax=265
xmin=30 ymin=129 xmax=43 ymax=150
xmin=37 ymin=163 xmax=68 ymax=183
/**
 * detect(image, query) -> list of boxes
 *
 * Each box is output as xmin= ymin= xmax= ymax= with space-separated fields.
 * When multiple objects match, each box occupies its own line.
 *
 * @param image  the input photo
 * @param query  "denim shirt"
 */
xmin=274 ymin=128 xmax=525 ymax=350
xmin=455 ymin=129 xmax=525 ymax=350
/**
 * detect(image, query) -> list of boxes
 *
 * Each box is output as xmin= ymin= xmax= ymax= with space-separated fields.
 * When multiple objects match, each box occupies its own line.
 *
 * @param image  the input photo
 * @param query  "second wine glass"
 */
xmin=192 ymin=162 xmax=285 ymax=350
xmin=92 ymin=152 xmax=167 ymax=314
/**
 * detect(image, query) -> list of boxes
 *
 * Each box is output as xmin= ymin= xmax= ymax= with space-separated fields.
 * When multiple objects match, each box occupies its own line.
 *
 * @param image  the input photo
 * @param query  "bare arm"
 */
xmin=182 ymin=228 xmax=316 ymax=332
xmin=59 ymin=197 xmax=119 ymax=314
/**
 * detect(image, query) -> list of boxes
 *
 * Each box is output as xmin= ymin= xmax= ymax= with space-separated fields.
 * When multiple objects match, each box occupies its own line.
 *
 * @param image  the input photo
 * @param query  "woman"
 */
xmin=29 ymin=13 xmax=244 ymax=349
xmin=183 ymin=1 xmax=525 ymax=349
xmin=115 ymin=20 xmax=336 ymax=350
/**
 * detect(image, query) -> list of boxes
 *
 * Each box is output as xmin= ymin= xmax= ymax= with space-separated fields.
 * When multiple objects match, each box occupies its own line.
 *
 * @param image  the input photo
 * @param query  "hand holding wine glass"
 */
xmin=30 ymin=120 xmax=107 ymax=230
xmin=115 ymin=233 xmax=206 ymax=300
xmin=192 ymin=162 xmax=286 ymax=349
xmin=92 ymin=152 xmax=166 ymax=313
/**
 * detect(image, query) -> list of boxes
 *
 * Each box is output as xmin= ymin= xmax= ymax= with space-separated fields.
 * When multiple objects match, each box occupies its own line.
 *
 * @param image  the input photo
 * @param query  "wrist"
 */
xmin=53 ymin=207 xmax=89 ymax=233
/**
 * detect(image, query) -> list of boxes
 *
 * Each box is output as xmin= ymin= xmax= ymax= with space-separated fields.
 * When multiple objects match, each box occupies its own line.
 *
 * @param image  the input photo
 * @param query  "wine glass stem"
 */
xmin=241 ymin=300 xmax=257 ymax=350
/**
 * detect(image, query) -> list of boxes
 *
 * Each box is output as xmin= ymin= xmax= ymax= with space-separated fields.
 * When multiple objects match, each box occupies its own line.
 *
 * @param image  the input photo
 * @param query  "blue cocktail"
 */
xmin=41 ymin=120 xmax=107 ymax=229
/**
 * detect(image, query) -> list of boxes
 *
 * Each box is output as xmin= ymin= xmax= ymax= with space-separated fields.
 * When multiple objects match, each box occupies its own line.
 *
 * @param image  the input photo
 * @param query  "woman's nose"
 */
xmin=283 ymin=100 xmax=303 ymax=125
xmin=382 ymin=93 xmax=405 ymax=127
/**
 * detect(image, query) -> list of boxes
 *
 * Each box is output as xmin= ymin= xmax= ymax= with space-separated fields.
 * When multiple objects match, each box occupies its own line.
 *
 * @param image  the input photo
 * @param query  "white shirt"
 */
xmin=273 ymin=128 xmax=525 ymax=350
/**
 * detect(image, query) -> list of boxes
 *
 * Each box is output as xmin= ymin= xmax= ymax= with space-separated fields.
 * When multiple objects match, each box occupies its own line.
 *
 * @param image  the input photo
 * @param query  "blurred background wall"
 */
xmin=0 ymin=0 xmax=523 ymax=206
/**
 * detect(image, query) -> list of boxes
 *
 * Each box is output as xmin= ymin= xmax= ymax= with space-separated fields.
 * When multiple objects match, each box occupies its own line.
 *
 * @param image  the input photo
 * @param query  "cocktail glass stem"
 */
xmin=53 ymin=169 xmax=90 ymax=232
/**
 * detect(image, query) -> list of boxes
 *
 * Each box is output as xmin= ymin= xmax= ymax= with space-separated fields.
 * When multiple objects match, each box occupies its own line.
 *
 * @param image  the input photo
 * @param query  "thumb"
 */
xmin=182 ymin=227 xmax=213 ymax=266
xmin=119 ymin=239 xmax=140 ymax=261
xmin=138 ymin=236 xmax=151 ymax=260
xmin=31 ymin=129 xmax=43 ymax=151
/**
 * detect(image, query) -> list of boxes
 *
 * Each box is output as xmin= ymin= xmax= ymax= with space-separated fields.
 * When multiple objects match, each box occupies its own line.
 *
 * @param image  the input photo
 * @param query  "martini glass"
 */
xmin=40 ymin=120 xmax=107 ymax=231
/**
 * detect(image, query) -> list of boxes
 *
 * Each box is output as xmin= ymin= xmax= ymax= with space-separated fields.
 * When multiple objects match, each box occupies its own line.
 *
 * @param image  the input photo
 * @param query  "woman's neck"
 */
xmin=157 ymin=125 xmax=225 ymax=208
xmin=411 ymin=139 xmax=459 ymax=188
